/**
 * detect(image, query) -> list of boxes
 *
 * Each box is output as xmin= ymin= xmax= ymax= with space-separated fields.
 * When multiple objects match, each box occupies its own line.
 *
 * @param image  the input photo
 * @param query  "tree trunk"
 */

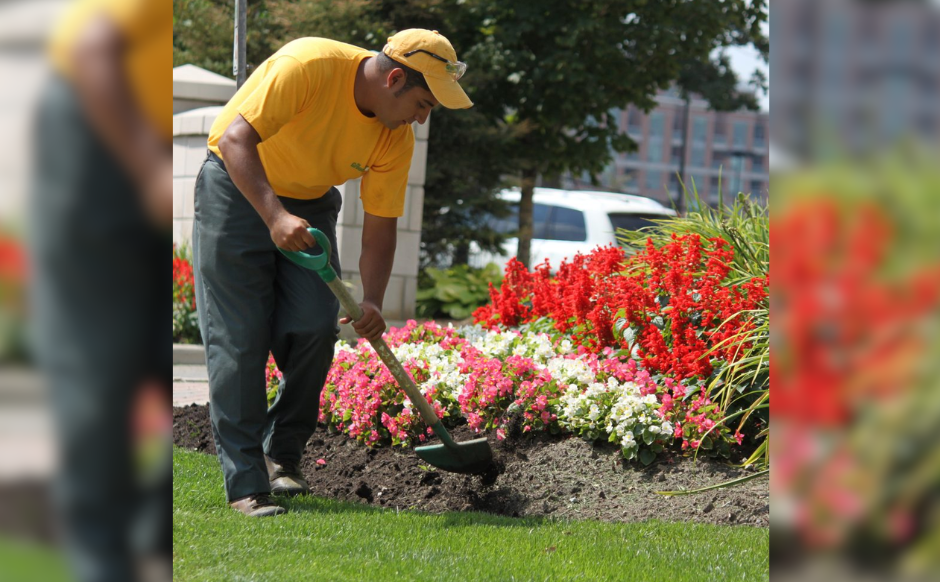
xmin=516 ymin=168 xmax=537 ymax=269
xmin=676 ymin=94 xmax=691 ymax=216
xmin=453 ymin=242 xmax=469 ymax=266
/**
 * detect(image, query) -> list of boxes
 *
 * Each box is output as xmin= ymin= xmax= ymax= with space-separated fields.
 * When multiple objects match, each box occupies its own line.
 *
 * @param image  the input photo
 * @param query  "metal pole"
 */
xmin=234 ymin=0 xmax=247 ymax=88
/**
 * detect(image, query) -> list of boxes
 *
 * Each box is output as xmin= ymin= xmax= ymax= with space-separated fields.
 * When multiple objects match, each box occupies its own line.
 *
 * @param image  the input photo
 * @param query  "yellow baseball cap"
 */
xmin=383 ymin=29 xmax=473 ymax=110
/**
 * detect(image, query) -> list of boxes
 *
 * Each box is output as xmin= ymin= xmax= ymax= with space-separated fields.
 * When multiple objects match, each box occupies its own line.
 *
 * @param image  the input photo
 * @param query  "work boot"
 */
xmin=265 ymin=455 xmax=310 ymax=497
xmin=230 ymin=493 xmax=286 ymax=517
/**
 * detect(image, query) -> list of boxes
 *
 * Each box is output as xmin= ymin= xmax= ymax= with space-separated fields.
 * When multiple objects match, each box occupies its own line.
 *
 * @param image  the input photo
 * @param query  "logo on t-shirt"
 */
xmin=350 ymin=162 xmax=368 ymax=173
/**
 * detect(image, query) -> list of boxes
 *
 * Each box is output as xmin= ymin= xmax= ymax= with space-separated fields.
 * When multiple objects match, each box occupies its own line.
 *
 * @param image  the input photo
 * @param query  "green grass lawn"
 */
xmin=0 ymin=537 xmax=71 ymax=582
xmin=174 ymin=447 xmax=769 ymax=581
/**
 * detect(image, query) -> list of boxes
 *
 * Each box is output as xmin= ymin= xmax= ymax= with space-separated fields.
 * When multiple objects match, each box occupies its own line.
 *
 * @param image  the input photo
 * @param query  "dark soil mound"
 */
xmin=174 ymin=404 xmax=768 ymax=527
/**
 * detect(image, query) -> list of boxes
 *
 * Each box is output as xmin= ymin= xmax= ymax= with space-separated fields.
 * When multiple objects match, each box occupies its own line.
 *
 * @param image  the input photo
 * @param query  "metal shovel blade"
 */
xmin=415 ymin=433 xmax=493 ymax=475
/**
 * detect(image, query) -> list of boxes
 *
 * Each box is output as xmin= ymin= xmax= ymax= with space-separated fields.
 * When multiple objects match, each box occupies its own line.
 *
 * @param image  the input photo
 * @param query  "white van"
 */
xmin=468 ymin=187 xmax=676 ymax=270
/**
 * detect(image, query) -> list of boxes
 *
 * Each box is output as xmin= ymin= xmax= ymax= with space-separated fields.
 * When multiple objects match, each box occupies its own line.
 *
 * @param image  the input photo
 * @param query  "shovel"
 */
xmin=278 ymin=227 xmax=494 ymax=475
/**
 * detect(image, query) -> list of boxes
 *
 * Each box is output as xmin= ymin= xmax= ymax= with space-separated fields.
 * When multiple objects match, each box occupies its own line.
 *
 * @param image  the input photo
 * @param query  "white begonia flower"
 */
xmin=335 ymin=340 xmax=356 ymax=355
xmin=534 ymin=336 xmax=554 ymax=354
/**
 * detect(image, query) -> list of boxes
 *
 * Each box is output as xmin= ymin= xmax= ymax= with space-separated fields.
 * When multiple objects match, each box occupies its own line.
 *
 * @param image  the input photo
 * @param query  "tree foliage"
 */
xmin=419 ymin=106 xmax=519 ymax=268
xmin=173 ymin=0 xmax=285 ymax=76
xmin=443 ymin=0 xmax=767 ymax=266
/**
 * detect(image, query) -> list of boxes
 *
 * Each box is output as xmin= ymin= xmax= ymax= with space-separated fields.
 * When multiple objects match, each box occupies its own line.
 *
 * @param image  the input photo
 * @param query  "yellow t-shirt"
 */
xmin=207 ymin=38 xmax=415 ymax=218
xmin=47 ymin=0 xmax=172 ymax=142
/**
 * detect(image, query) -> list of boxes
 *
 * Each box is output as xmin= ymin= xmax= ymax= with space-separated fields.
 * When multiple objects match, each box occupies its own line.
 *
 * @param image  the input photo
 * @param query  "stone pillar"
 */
xmin=171 ymin=106 xmax=224 ymax=247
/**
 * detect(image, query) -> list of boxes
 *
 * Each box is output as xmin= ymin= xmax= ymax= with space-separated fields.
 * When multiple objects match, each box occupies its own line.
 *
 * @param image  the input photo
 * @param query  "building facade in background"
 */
xmin=561 ymin=88 xmax=769 ymax=208
xmin=771 ymin=0 xmax=940 ymax=160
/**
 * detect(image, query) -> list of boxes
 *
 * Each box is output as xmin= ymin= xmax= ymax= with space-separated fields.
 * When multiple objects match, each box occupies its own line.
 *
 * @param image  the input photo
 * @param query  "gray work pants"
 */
xmin=192 ymin=152 xmax=341 ymax=502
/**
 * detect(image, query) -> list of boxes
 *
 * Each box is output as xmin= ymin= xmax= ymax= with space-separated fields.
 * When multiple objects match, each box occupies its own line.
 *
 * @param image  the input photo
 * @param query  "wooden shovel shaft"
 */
xmin=324 ymin=277 xmax=442 ymax=428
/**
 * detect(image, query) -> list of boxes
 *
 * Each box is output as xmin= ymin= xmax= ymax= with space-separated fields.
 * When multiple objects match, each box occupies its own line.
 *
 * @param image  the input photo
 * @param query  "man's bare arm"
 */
xmin=218 ymin=115 xmax=315 ymax=251
xmin=341 ymin=212 xmax=397 ymax=341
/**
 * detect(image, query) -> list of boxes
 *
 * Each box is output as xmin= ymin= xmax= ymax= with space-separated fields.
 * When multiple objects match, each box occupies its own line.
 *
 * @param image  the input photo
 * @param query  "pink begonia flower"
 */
xmin=535 ymin=395 xmax=548 ymax=410
xmin=316 ymin=458 xmax=326 ymax=465
xmin=658 ymin=393 xmax=674 ymax=416
xmin=496 ymin=428 xmax=506 ymax=440
xmin=668 ymin=378 xmax=686 ymax=398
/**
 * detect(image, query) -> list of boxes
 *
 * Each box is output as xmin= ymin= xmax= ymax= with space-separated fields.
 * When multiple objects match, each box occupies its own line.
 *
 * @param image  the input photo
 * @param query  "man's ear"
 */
xmin=386 ymin=68 xmax=406 ymax=89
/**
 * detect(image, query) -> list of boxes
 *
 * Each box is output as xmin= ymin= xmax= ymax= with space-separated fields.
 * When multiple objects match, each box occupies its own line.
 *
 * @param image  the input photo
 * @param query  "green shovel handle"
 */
xmin=277 ymin=227 xmax=440 ymax=428
xmin=277 ymin=227 xmax=337 ymax=283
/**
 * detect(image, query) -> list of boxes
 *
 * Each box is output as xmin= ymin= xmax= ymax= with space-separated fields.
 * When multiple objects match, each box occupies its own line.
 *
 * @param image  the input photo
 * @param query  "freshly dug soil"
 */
xmin=174 ymin=403 xmax=768 ymax=527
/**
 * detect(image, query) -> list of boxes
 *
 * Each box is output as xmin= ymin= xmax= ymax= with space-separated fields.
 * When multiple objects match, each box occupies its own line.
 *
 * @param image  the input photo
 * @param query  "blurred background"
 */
xmin=1 ymin=0 xmax=170 ymax=581
xmin=771 ymin=0 xmax=940 ymax=580
xmin=1 ymin=2 xmax=75 ymax=580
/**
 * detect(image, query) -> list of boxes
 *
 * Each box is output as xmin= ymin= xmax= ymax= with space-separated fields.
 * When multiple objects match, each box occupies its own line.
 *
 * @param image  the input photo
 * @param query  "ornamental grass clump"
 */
xmin=619 ymin=189 xmax=769 ymax=467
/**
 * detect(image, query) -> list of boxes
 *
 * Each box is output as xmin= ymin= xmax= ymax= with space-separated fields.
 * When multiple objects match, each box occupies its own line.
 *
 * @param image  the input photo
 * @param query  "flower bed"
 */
xmin=261 ymin=232 xmax=768 ymax=465
xmin=314 ymin=321 xmax=675 ymax=462
xmin=264 ymin=319 xmax=732 ymax=464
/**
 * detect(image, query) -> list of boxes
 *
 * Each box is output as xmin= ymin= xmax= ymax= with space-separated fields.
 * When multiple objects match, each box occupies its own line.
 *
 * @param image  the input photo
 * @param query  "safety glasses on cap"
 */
xmin=403 ymin=49 xmax=467 ymax=81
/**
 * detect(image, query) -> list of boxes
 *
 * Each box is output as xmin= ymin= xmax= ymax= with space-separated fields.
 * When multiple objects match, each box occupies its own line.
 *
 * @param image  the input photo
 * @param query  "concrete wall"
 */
xmin=172 ymin=107 xmax=429 ymax=321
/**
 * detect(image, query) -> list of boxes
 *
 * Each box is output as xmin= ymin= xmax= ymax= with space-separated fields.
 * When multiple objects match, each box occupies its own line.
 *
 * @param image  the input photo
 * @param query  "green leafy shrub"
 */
xmin=416 ymin=263 xmax=502 ymax=320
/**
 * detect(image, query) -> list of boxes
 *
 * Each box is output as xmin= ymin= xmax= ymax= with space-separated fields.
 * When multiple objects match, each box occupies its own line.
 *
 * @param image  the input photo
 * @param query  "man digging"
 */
xmin=193 ymin=29 xmax=472 ymax=517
